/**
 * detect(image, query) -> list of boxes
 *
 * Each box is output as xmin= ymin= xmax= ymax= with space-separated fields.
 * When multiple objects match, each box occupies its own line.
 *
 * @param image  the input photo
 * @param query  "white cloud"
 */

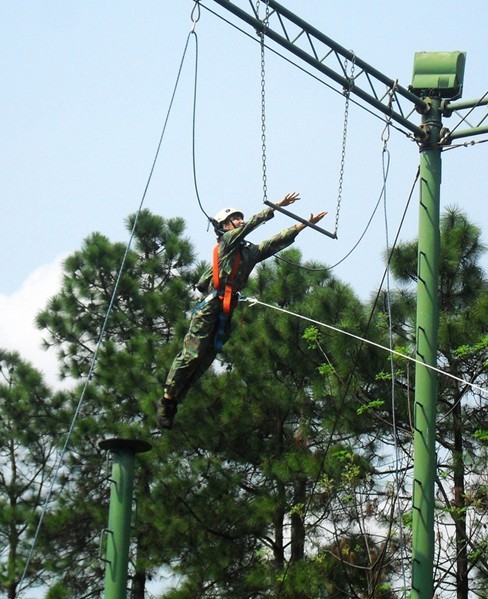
xmin=0 ymin=256 xmax=67 ymax=388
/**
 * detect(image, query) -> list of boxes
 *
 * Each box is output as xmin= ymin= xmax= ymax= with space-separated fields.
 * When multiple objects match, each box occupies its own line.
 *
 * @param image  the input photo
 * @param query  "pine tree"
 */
xmin=35 ymin=209 xmax=199 ymax=597
xmin=146 ymin=249 xmax=402 ymax=597
xmin=0 ymin=350 xmax=64 ymax=598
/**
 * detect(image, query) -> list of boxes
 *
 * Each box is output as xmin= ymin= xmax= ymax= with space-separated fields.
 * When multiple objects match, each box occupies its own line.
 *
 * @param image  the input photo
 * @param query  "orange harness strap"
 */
xmin=213 ymin=244 xmax=241 ymax=314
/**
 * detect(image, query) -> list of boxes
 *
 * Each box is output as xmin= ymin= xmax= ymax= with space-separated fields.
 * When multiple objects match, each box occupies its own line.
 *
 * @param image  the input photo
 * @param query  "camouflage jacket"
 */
xmin=196 ymin=207 xmax=299 ymax=295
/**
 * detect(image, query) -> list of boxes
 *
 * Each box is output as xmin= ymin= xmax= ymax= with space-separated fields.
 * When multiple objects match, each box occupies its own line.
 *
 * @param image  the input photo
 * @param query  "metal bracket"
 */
xmin=98 ymin=528 xmax=113 ymax=563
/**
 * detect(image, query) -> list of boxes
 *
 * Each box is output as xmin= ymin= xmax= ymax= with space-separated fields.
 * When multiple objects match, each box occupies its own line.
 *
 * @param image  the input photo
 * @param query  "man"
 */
xmin=158 ymin=192 xmax=326 ymax=429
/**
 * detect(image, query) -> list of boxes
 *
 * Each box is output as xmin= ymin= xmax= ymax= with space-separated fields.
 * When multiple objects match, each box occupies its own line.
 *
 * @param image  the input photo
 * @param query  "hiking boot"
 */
xmin=157 ymin=398 xmax=178 ymax=430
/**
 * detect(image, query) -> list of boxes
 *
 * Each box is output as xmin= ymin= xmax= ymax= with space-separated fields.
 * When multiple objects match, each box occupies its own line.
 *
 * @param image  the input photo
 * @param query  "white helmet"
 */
xmin=213 ymin=207 xmax=244 ymax=225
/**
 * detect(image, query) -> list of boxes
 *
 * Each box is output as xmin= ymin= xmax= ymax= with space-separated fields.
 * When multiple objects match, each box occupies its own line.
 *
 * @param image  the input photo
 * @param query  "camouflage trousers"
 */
xmin=164 ymin=295 xmax=232 ymax=403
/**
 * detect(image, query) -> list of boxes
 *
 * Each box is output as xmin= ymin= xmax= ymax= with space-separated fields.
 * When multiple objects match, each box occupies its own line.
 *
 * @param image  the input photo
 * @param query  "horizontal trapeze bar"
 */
xmin=264 ymin=200 xmax=337 ymax=239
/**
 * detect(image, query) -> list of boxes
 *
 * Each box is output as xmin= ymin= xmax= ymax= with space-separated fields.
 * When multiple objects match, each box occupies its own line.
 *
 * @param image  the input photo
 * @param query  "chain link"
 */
xmin=334 ymin=54 xmax=355 ymax=237
xmin=257 ymin=0 xmax=269 ymax=203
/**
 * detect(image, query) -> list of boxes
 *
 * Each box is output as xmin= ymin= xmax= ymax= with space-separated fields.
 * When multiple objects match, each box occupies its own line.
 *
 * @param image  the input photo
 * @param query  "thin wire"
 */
xmin=381 ymin=143 xmax=408 ymax=595
xmin=329 ymin=159 xmax=386 ymax=268
xmin=190 ymin=29 xmax=213 ymax=223
xmin=446 ymin=89 xmax=488 ymax=138
xmin=242 ymin=297 xmax=488 ymax=397
xmin=381 ymin=86 xmax=408 ymax=595
xmin=442 ymin=137 xmax=488 ymax=151
xmin=273 ymin=152 xmax=391 ymax=274
xmin=17 ymin=30 xmax=195 ymax=596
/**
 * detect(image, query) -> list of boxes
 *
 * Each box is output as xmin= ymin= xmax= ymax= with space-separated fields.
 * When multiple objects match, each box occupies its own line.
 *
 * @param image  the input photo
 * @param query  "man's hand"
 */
xmin=275 ymin=192 xmax=300 ymax=207
xmin=296 ymin=211 xmax=328 ymax=232
xmin=273 ymin=193 xmax=328 ymax=231
xmin=308 ymin=211 xmax=327 ymax=225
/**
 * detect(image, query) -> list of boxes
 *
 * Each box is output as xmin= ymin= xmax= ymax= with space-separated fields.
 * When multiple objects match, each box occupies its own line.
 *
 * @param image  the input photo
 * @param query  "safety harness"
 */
xmin=213 ymin=243 xmax=240 ymax=314
xmin=212 ymin=243 xmax=240 ymax=351
xmin=191 ymin=242 xmax=242 ymax=351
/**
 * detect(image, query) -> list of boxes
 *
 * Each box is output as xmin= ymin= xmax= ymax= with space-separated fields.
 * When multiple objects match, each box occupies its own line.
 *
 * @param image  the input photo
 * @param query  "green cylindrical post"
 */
xmin=99 ymin=438 xmax=151 ymax=599
xmin=411 ymin=98 xmax=442 ymax=598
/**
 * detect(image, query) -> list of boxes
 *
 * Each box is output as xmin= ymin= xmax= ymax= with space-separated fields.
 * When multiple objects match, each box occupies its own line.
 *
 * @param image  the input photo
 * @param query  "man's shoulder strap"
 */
xmin=212 ymin=243 xmax=241 ymax=314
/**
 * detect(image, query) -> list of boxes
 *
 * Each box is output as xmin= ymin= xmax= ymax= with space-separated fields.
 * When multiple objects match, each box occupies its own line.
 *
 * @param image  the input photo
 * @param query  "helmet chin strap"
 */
xmin=224 ymin=218 xmax=239 ymax=230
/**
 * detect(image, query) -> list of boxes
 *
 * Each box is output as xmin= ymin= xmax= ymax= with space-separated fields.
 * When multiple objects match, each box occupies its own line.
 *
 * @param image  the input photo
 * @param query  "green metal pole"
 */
xmin=411 ymin=97 xmax=442 ymax=598
xmin=99 ymin=438 xmax=151 ymax=599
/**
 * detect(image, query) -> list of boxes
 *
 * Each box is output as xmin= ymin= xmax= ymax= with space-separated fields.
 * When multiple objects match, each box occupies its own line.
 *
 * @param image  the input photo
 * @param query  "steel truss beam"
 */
xmin=203 ymin=0 xmax=428 ymax=140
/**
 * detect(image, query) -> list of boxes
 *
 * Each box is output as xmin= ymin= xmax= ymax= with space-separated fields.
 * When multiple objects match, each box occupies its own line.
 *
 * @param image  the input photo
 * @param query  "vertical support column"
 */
xmin=411 ymin=98 xmax=442 ymax=599
xmin=99 ymin=438 xmax=152 ymax=599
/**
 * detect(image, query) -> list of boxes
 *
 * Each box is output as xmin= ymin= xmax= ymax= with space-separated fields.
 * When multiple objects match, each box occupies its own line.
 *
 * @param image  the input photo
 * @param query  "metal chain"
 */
xmin=334 ymin=53 xmax=355 ymax=237
xmin=257 ymin=0 xmax=270 ymax=203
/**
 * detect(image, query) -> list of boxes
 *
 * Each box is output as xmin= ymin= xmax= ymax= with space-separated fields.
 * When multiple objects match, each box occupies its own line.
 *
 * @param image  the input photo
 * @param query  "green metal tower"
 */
xmin=412 ymin=105 xmax=441 ymax=598
xmin=409 ymin=52 xmax=465 ymax=597
xmin=410 ymin=97 xmax=442 ymax=599
xmin=99 ymin=438 xmax=152 ymax=599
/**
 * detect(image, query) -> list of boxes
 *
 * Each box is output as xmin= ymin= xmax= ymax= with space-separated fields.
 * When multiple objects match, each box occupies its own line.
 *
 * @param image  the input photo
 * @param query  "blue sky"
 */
xmin=2 ymin=1 xmax=488 ymax=385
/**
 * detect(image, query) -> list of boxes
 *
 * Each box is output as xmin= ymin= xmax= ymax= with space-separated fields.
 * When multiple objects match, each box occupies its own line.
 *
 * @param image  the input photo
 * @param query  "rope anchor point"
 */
xmin=191 ymin=1 xmax=201 ymax=32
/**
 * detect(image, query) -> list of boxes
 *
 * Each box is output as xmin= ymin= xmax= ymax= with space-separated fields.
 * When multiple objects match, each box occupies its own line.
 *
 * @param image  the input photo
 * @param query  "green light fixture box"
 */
xmin=410 ymin=51 xmax=466 ymax=99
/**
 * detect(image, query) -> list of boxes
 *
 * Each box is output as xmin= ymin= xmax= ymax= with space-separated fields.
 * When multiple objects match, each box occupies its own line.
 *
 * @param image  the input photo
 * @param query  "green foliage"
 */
xmin=357 ymin=398 xmax=385 ymax=415
xmin=302 ymin=325 xmax=321 ymax=349
xmin=474 ymin=429 xmax=488 ymax=444
xmin=468 ymin=536 xmax=488 ymax=563
xmin=44 ymin=582 xmax=70 ymax=599
xmin=402 ymin=510 xmax=413 ymax=530
xmin=454 ymin=335 xmax=488 ymax=359
xmin=13 ymin=206 xmax=487 ymax=597
xmin=0 ymin=350 xmax=64 ymax=597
